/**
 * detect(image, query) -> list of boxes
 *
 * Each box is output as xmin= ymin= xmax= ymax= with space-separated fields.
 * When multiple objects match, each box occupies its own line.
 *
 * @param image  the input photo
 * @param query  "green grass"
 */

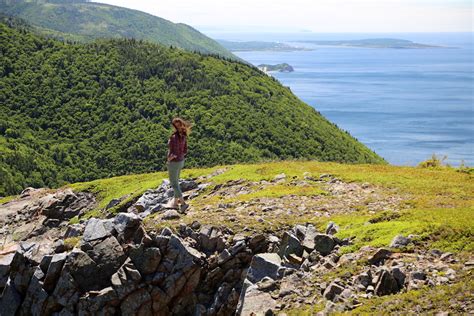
xmin=352 ymin=274 xmax=474 ymax=314
xmin=194 ymin=182 xmax=327 ymax=206
xmin=325 ymin=209 xmax=471 ymax=254
xmin=68 ymin=166 xmax=220 ymax=213
xmin=0 ymin=195 xmax=17 ymax=204
xmin=7 ymin=160 xmax=465 ymax=254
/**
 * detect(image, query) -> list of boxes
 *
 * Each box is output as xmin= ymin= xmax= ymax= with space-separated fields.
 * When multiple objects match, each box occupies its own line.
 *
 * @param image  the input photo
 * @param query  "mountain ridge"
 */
xmin=0 ymin=0 xmax=237 ymax=59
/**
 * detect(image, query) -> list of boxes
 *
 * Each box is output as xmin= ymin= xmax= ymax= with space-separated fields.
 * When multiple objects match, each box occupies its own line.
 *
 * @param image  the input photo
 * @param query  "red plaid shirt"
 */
xmin=167 ymin=132 xmax=187 ymax=162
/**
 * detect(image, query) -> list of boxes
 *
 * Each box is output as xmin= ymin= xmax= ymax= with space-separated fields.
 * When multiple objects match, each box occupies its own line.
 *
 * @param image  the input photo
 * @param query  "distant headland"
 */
xmin=258 ymin=63 xmax=294 ymax=73
xmin=218 ymin=38 xmax=447 ymax=51
xmin=296 ymin=38 xmax=445 ymax=49
xmin=218 ymin=40 xmax=310 ymax=52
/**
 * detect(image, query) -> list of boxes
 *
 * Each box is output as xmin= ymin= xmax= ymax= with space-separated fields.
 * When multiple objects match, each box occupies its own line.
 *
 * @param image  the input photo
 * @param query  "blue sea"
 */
xmin=210 ymin=32 xmax=474 ymax=166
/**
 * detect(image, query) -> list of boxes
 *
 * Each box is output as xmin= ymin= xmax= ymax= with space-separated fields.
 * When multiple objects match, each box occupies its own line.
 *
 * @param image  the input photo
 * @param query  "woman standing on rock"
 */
xmin=165 ymin=117 xmax=191 ymax=212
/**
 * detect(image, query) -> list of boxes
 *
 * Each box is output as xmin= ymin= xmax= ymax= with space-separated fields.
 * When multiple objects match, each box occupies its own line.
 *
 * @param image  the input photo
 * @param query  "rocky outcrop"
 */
xmin=0 ymin=209 xmax=276 ymax=315
xmin=0 ymin=177 xmax=466 ymax=315
xmin=132 ymin=179 xmax=200 ymax=216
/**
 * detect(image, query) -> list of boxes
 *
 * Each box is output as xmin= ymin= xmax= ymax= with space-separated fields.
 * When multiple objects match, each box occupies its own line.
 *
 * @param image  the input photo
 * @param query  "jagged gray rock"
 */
xmin=128 ymin=245 xmax=161 ymax=275
xmin=236 ymin=280 xmax=277 ymax=316
xmin=368 ymin=248 xmax=392 ymax=265
xmin=374 ymin=269 xmax=400 ymax=296
xmin=43 ymin=253 xmax=67 ymax=292
xmin=40 ymin=189 xmax=95 ymax=220
xmin=133 ymin=179 xmax=198 ymax=213
xmin=246 ymin=253 xmax=283 ymax=283
xmin=323 ymin=282 xmax=345 ymax=301
xmin=162 ymin=209 xmax=181 ymax=220
xmin=278 ymin=231 xmax=304 ymax=259
xmin=18 ymin=267 xmax=49 ymax=315
xmin=199 ymin=226 xmax=225 ymax=255
xmin=0 ymin=278 xmax=23 ymax=315
xmin=326 ymin=221 xmax=340 ymax=235
xmin=83 ymin=218 xmax=114 ymax=242
xmin=354 ymin=271 xmax=372 ymax=288
xmin=391 ymin=267 xmax=406 ymax=288
xmin=313 ymin=234 xmax=336 ymax=256
xmin=64 ymin=224 xmax=84 ymax=238
xmin=390 ymin=235 xmax=411 ymax=248
xmin=0 ymin=253 xmax=14 ymax=291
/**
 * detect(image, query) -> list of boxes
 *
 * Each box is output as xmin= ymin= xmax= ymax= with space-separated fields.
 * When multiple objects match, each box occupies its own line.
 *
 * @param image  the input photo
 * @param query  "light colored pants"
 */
xmin=168 ymin=160 xmax=184 ymax=198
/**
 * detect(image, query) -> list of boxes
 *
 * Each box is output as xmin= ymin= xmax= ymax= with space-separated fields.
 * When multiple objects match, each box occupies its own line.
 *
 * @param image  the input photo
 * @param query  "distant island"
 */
xmin=218 ymin=40 xmax=311 ymax=52
xmin=258 ymin=63 xmax=294 ymax=73
xmin=297 ymin=38 xmax=444 ymax=49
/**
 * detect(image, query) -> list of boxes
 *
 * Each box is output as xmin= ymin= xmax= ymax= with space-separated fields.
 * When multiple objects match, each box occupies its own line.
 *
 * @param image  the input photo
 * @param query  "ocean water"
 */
xmin=212 ymin=32 xmax=474 ymax=166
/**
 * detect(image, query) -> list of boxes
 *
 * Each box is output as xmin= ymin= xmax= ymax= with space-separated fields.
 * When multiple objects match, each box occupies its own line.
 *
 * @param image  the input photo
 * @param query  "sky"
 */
xmin=95 ymin=0 xmax=473 ymax=33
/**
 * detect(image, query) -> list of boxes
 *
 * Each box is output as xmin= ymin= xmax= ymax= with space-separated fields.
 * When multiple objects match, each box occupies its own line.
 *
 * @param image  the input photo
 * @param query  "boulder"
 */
xmin=83 ymin=218 xmax=114 ymax=242
xmin=120 ymin=288 xmax=152 ymax=315
xmin=134 ymin=182 xmax=172 ymax=213
xmin=313 ymin=234 xmax=336 ymax=256
xmin=273 ymin=173 xmax=286 ymax=181
xmin=248 ymin=234 xmax=268 ymax=253
xmin=111 ymin=259 xmax=142 ymax=300
xmin=391 ymin=267 xmax=406 ymax=288
xmin=0 ymin=279 xmax=23 ymax=315
xmin=179 ymin=179 xmax=199 ymax=192
xmin=368 ymin=248 xmax=392 ymax=265
xmin=77 ymin=286 xmax=119 ymax=314
xmin=198 ymin=226 xmax=225 ymax=254
xmin=64 ymin=224 xmax=84 ymax=238
xmin=326 ymin=222 xmax=339 ymax=235
xmin=246 ymin=253 xmax=283 ymax=283
xmin=278 ymin=232 xmax=304 ymax=259
xmin=113 ymin=212 xmax=141 ymax=233
xmin=40 ymin=189 xmax=95 ymax=220
xmin=230 ymin=240 xmax=247 ymax=256
xmin=410 ymin=271 xmax=427 ymax=281
xmin=129 ymin=245 xmax=162 ymax=275
xmin=390 ymin=235 xmax=411 ymax=248
xmin=43 ymin=253 xmax=67 ymax=292
xmin=7 ymin=249 xmax=36 ymax=295
xmin=353 ymin=271 xmax=372 ymax=288
xmin=18 ymin=267 xmax=49 ymax=315
xmin=66 ymin=249 xmax=106 ymax=293
xmin=53 ymin=240 xmax=65 ymax=253
xmin=293 ymin=225 xmax=307 ymax=241
xmin=256 ymin=277 xmax=278 ymax=292
xmin=133 ymin=179 xmax=197 ymax=213
xmin=301 ymin=225 xmax=318 ymax=252
xmin=236 ymin=280 xmax=277 ymax=316
xmin=323 ymin=282 xmax=345 ymax=301
xmin=83 ymin=236 xmax=127 ymax=289
xmin=0 ymin=253 xmax=15 ymax=291
xmin=46 ymin=267 xmax=79 ymax=312
xmin=162 ymin=209 xmax=180 ymax=220
xmin=374 ymin=269 xmax=399 ymax=296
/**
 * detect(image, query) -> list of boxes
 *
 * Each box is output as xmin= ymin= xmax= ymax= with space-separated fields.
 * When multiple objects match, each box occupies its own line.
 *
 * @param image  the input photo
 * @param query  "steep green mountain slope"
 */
xmin=0 ymin=22 xmax=384 ymax=196
xmin=0 ymin=0 xmax=236 ymax=59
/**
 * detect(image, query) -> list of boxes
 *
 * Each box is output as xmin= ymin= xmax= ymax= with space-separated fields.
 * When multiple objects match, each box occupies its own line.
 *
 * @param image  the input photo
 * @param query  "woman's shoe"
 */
xmin=164 ymin=200 xmax=179 ymax=209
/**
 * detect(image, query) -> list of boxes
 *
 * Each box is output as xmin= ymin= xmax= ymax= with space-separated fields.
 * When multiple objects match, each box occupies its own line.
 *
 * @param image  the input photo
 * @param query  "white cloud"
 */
xmin=95 ymin=0 xmax=473 ymax=32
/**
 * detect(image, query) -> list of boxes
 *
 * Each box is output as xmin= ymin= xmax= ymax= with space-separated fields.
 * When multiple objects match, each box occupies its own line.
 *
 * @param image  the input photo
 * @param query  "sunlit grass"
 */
xmin=0 ymin=195 xmax=17 ymax=204
xmin=49 ymin=160 xmax=473 ymax=253
xmin=352 ymin=274 xmax=474 ymax=314
xmin=68 ymin=166 xmax=220 ymax=210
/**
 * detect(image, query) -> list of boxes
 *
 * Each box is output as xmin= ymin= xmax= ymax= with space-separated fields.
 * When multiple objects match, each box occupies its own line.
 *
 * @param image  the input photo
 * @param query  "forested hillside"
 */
xmin=0 ymin=0 xmax=236 ymax=59
xmin=0 ymin=22 xmax=384 ymax=196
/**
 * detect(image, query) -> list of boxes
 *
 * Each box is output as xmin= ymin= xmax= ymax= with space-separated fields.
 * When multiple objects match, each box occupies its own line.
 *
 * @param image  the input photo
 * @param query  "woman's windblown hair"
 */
xmin=172 ymin=117 xmax=192 ymax=136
